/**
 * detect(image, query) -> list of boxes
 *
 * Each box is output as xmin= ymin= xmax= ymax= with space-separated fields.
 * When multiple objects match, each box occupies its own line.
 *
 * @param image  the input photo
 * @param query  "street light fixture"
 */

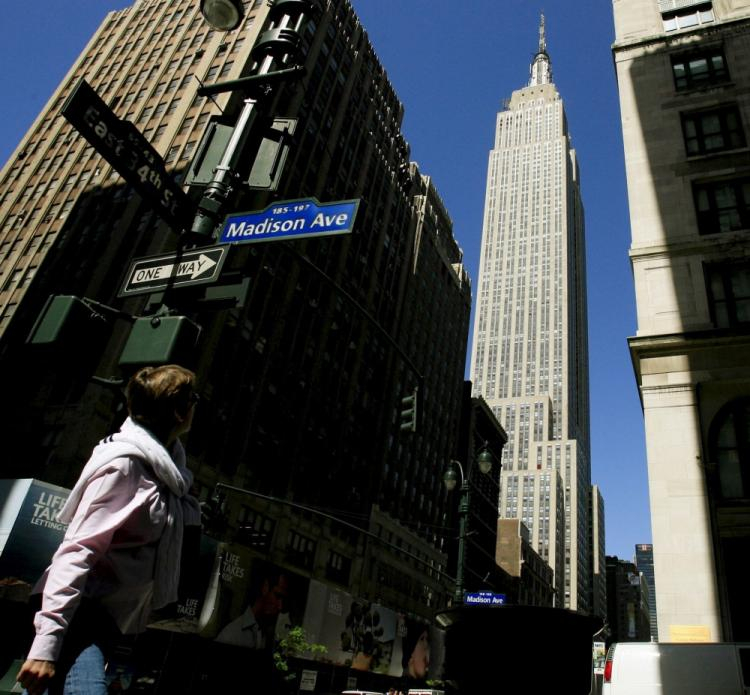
xmin=443 ymin=446 xmax=495 ymax=604
xmin=200 ymin=0 xmax=244 ymax=30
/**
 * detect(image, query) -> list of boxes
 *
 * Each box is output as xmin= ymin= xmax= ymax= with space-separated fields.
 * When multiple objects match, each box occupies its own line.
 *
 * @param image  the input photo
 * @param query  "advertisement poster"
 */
xmin=393 ymin=616 xmax=445 ymax=682
xmin=198 ymin=543 xmax=309 ymax=650
xmin=148 ymin=531 xmax=218 ymax=634
xmin=300 ymin=580 xmax=444 ymax=681
xmin=0 ymin=479 xmax=71 ymax=594
xmin=302 ymin=580 xmax=398 ymax=673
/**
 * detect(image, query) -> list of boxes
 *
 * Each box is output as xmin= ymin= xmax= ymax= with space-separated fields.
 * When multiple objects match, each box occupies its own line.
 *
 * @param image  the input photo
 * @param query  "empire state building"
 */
xmin=470 ymin=17 xmax=593 ymax=611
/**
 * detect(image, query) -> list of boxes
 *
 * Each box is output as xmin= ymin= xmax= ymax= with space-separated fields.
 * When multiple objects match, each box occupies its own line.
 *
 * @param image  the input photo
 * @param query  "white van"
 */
xmin=602 ymin=642 xmax=750 ymax=694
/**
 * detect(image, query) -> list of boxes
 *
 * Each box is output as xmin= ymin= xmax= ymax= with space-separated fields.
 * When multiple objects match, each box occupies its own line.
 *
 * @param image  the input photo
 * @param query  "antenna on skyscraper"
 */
xmin=539 ymin=12 xmax=546 ymax=54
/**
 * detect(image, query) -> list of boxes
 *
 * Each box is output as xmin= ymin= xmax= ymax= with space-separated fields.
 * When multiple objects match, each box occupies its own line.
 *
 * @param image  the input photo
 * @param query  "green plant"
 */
xmin=273 ymin=626 xmax=328 ymax=676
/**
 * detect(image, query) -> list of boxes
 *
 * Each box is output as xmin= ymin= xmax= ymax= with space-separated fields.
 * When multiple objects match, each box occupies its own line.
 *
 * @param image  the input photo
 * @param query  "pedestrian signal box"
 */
xmin=118 ymin=315 xmax=201 ymax=367
xmin=27 ymin=295 xmax=107 ymax=345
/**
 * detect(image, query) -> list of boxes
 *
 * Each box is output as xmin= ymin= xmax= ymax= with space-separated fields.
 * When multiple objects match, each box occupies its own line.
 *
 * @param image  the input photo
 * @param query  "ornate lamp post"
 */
xmin=443 ymin=447 xmax=494 ymax=604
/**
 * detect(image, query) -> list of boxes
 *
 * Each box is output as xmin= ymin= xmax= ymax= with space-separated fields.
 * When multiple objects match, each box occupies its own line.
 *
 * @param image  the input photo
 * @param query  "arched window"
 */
xmin=710 ymin=398 xmax=750 ymax=500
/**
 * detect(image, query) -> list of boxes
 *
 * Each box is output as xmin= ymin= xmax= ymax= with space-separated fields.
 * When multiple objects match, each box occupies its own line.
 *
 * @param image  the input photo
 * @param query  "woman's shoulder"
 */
xmin=86 ymin=453 xmax=160 ymax=492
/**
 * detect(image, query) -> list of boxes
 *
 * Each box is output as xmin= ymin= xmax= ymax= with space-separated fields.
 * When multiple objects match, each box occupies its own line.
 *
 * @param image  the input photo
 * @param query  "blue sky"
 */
xmin=0 ymin=1 xmax=649 ymax=560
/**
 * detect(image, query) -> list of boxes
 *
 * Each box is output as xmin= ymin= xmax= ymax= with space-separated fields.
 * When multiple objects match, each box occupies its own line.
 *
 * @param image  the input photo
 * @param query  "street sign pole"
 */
xmin=190 ymin=0 xmax=313 ymax=240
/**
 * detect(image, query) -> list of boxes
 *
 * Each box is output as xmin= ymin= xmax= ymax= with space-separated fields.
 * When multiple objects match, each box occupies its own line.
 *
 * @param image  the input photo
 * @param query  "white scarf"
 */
xmin=58 ymin=417 xmax=201 ymax=609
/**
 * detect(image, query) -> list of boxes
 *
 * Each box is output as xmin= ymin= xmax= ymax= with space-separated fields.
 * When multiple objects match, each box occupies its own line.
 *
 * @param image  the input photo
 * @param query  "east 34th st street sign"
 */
xmin=61 ymin=78 xmax=193 ymax=230
xmin=119 ymin=246 xmax=227 ymax=297
xmin=219 ymin=198 xmax=359 ymax=245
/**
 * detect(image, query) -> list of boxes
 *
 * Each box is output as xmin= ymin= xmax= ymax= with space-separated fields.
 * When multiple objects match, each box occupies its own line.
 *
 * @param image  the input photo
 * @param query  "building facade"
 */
xmin=0 ymin=0 xmax=472 ymax=639
xmin=469 ymin=17 xmax=593 ymax=611
xmin=605 ymin=555 xmax=652 ymax=643
xmin=496 ymin=518 xmax=556 ymax=607
xmin=612 ymin=0 xmax=750 ymax=641
xmin=590 ymin=485 xmax=607 ymax=619
xmin=450 ymin=384 xmax=510 ymax=599
xmin=634 ymin=543 xmax=658 ymax=641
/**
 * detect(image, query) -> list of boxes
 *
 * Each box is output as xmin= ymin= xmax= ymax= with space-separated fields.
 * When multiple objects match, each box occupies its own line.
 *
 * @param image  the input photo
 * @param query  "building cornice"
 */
xmin=629 ymin=232 xmax=750 ymax=261
xmin=612 ymin=16 xmax=750 ymax=60
xmin=628 ymin=329 xmax=750 ymax=389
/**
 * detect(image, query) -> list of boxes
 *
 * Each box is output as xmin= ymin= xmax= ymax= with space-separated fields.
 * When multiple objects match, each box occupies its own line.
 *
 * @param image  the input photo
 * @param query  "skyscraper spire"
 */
xmin=539 ymin=12 xmax=547 ymax=53
xmin=529 ymin=13 xmax=552 ymax=86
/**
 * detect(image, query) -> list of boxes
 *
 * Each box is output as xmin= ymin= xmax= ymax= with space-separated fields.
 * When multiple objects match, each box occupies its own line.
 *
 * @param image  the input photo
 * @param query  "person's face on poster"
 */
xmin=255 ymin=573 xmax=289 ymax=623
xmin=407 ymin=629 xmax=430 ymax=678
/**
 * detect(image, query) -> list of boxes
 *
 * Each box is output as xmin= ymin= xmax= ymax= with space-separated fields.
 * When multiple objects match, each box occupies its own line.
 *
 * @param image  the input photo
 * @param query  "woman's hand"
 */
xmin=17 ymin=659 xmax=55 ymax=695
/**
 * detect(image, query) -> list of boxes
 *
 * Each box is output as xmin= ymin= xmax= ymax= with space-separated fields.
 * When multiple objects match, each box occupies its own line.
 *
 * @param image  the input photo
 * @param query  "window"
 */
xmin=236 ymin=506 xmax=274 ymax=551
xmin=710 ymin=399 xmax=750 ymax=500
xmin=153 ymin=125 xmax=167 ymax=142
xmin=325 ymin=550 xmax=352 ymax=585
xmin=180 ymin=141 xmax=196 ymax=160
xmin=662 ymin=3 xmax=714 ymax=32
xmin=166 ymin=146 xmax=180 ymax=163
xmin=706 ymin=262 xmax=750 ymax=327
xmin=286 ymin=530 xmax=316 ymax=569
xmin=682 ymin=105 xmax=745 ymax=155
xmin=694 ymin=177 xmax=750 ymax=234
xmin=178 ymin=117 xmax=194 ymax=134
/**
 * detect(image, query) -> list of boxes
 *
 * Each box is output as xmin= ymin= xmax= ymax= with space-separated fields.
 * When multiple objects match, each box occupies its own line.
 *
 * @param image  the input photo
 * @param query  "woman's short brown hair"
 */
xmin=127 ymin=364 xmax=196 ymax=436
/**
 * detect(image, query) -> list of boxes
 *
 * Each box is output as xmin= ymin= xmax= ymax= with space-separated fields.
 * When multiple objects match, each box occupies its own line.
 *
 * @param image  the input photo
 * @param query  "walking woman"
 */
xmin=17 ymin=364 xmax=202 ymax=695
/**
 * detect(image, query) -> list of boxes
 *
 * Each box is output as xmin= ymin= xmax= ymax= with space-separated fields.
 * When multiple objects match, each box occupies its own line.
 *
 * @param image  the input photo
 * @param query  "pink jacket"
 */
xmin=28 ymin=419 xmax=201 ymax=662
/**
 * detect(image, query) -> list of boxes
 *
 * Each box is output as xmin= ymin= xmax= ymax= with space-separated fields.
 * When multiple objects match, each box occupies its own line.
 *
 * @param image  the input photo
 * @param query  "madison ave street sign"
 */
xmin=219 ymin=198 xmax=359 ymax=245
xmin=119 ymin=246 xmax=227 ymax=297
xmin=62 ymin=78 xmax=193 ymax=230
xmin=464 ymin=591 xmax=507 ymax=606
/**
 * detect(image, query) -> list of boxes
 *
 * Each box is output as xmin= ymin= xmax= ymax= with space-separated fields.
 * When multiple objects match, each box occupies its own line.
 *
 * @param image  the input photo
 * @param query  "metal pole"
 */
xmin=190 ymin=52 xmax=275 ymax=238
xmin=455 ymin=478 xmax=469 ymax=604
xmin=190 ymin=4 xmax=308 ymax=239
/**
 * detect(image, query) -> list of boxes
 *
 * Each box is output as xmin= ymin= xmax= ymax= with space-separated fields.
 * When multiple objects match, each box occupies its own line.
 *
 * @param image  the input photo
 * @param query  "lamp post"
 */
xmin=443 ymin=446 xmax=494 ymax=604
xmin=191 ymin=0 xmax=313 ymax=239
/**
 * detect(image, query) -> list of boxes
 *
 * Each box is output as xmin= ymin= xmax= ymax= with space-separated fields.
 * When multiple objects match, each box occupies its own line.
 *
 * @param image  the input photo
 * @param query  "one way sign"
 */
xmin=119 ymin=246 xmax=227 ymax=297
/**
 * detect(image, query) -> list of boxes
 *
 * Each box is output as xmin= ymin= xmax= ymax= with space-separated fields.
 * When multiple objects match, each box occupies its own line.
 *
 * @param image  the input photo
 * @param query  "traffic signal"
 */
xmin=118 ymin=315 xmax=201 ymax=368
xmin=27 ymin=295 xmax=108 ymax=345
xmin=400 ymin=387 xmax=419 ymax=433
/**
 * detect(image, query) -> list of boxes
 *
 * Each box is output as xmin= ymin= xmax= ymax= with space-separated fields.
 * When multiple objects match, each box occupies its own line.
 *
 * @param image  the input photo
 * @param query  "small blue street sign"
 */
xmin=219 ymin=198 xmax=359 ymax=245
xmin=464 ymin=591 xmax=506 ymax=605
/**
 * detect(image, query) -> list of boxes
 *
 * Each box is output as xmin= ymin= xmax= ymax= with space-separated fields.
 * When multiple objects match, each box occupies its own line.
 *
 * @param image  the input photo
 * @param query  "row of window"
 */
xmin=236 ymin=508 xmax=355 ymax=584
xmin=669 ymin=45 xmax=749 ymax=237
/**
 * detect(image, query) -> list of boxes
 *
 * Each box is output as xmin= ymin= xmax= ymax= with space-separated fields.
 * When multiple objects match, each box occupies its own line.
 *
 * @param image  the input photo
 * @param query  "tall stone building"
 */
xmin=613 ymin=0 xmax=750 ymax=641
xmin=469 ymin=17 xmax=593 ymax=611
xmin=0 ymin=0 xmax=471 ymax=623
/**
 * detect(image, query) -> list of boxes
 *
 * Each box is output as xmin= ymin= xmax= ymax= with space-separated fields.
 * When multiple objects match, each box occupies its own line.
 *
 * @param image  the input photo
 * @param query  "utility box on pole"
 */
xmin=27 ymin=295 xmax=109 ymax=346
xmin=118 ymin=315 xmax=201 ymax=367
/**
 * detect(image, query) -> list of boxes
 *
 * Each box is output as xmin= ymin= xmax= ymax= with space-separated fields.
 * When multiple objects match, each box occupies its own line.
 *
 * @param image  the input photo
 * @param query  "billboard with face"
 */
xmin=198 ymin=543 xmax=309 ymax=649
